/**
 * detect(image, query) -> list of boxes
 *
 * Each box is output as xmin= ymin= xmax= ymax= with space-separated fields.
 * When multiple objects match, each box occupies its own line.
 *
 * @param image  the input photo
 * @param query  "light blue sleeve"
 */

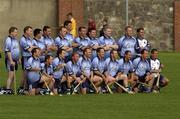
xmin=55 ymin=37 xmax=63 ymax=48
xmin=118 ymin=36 xmax=125 ymax=48
xmin=52 ymin=58 xmax=59 ymax=71
xmin=4 ymin=37 xmax=11 ymax=52
xmin=92 ymin=58 xmax=98 ymax=71
xmin=66 ymin=61 xmax=73 ymax=75
xmin=118 ymin=59 xmax=123 ymax=72
xmin=26 ymin=57 xmax=33 ymax=70
xmin=98 ymin=36 xmax=105 ymax=45
xmin=20 ymin=37 xmax=30 ymax=50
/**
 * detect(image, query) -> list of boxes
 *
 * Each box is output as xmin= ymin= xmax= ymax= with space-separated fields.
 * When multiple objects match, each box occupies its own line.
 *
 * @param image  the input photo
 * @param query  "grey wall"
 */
xmin=84 ymin=0 xmax=174 ymax=51
xmin=0 ymin=0 xmax=58 ymax=50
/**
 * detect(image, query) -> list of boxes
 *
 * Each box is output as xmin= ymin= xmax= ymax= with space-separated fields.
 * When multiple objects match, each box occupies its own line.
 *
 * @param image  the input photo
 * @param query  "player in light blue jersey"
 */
xmin=33 ymin=29 xmax=46 ymax=62
xmin=98 ymin=26 xmax=118 ymax=59
xmin=88 ymin=28 xmax=102 ymax=59
xmin=19 ymin=26 xmax=37 ymax=93
xmin=117 ymin=50 xmax=136 ymax=93
xmin=52 ymin=49 xmax=67 ymax=94
xmin=66 ymin=52 xmax=84 ymax=94
xmin=4 ymin=27 xmax=20 ymax=94
xmin=26 ymin=48 xmax=43 ymax=95
xmin=74 ymin=26 xmax=92 ymax=56
xmin=133 ymin=49 xmax=154 ymax=93
xmin=42 ymin=26 xmax=57 ymax=56
xmin=55 ymin=26 xmax=73 ymax=62
xmin=118 ymin=26 xmax=137 ymax=58
xmin=104 ymin=50 xmax=120 ymax=92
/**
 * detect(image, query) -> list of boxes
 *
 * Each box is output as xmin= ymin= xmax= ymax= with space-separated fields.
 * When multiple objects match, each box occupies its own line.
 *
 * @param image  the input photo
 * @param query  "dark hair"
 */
xmin=103 ymin=25 xmax=111 ymax=32
xmin=141 ymin=49 xmax=148 ymax=54
xmin=78 ymin=26 xmax=86 ymax=32
xmin=88 ymin=28 xmax=96 ymax=33
xmin=137 ymin=27 xmax=144 ymax=33
xmin=151 ymin=49 xmax=158 ymax=54
xmin=125 ymin=25 xmax=132 ymax=31
xmin=9 ymin=27 xmax=18 ymax=34
xmin=97 ymin=48 xmax=104 ymax=53
xmin=33 ymin=28 xmax=42 ymax=37
xmin=125 ymin=50 xmax=131 ymax=55
xmin=67 ymin=12 xmax=73 ymax=16
xmin=31 ymin=48 xmax=40 ymax=55
xmin=45 ymin=55 xmax=53 ymax=62
xmin=57 ymin=49 xmax=65 ymax=56
xmin=110 ymin=49 xmax=117 ymax=55
xmin=24 ymin=26 xmax=32 ymax=33
xmin=83 ymin=47 xmax=91 ymax=54
xmin=64 ymin=20 xmax=72 ymax=27
xmin=58 ymin=26 xmax=66 ymax=32
xmin=43 ymin=26 xmax=51 ymax=32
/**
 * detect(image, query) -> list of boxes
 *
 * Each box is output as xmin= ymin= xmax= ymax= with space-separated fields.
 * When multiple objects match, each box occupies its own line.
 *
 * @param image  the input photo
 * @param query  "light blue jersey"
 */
xmin=92 ymin=56 xmax=106 ymax=74
xmin=99 ymin=35 xmax=116 ymax=59
xmin=74 ymin=37 xmax=92 ymax=55
xmin=133 ymin=57 xmax=150 ymax=76
xmin=33 ymin=38 xmax=46 ymax=62
xmin=19 ymin=35 xmax=35 ymax=57
xmin=118 ymin=35 xmax=137 ymax=57
xmin=105 ymin=58 xmax=120 ymax=77
xmin=4 ymin=36 xmax=20 ymax=61
xmin=26 ymin=57 xmax=41 ymax=83
xmin=118 ymin=58 xmax=134 ymax=74
xmin=52 ymin=57 xmax=65 ymax=80
xmin=66 ymin=60 xmax=82 ymax=77
xmin=79 ymin=56 xmax=92 ymax=78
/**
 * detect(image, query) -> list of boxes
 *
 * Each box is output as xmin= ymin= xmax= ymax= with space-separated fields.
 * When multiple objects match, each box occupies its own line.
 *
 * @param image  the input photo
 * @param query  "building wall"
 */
xmin=0 ymin=0 xmax=176 ymax=51
xmin=84 ymin=0 xmax=174 ymax=51
xmin=58 ymin=0 xmax=84 ymax=32
xmin=0 ymin=0 xmax=58 ymax=50
xmin=174 ymin=0 xmax=180 ymax=51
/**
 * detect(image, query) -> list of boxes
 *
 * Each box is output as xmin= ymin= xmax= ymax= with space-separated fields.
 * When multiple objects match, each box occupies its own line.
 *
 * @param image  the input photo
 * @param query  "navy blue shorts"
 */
xmin=54 ymin=79 xmax=61 ymax=89
xmin=137 ymin=75 xmax=147 ymax=83
xmin=5 ymin=58 xmax=18 ymax=71
xmin=28 ymin=80 xmax=43 ymax=89
xmin=21 ymin=56 xmax=31 ymax=70
xmin=81 ymin=80 xmax=90 ymax=89
xmin=154 ymin=75 xmax=165 ymax=84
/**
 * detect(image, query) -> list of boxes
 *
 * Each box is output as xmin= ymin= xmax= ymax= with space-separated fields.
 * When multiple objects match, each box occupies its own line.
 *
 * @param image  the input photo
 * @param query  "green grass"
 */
xmin=0 ymin=52 xmax=180 ymax=119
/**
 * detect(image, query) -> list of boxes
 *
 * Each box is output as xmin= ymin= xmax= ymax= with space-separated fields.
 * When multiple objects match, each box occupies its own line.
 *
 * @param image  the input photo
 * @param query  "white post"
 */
xmin=126 ymin=0 xmax=129 ymax=26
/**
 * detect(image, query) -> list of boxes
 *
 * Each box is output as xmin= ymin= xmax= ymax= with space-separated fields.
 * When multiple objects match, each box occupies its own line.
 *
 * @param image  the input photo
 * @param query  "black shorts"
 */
xmin=138 ymin=75 xmax=147 ymax=83
xmin=154 ymin=75 xmax=166 ymax=85
xmin=54 ymin=79 xmax=61 ymax=89
xmin=5 ymin=58 xmax=18 ymax=71
xmin=28 ymin=80 xmax=44 ymax=89
xmin=21 ymin=56 xmax=31 ymax=70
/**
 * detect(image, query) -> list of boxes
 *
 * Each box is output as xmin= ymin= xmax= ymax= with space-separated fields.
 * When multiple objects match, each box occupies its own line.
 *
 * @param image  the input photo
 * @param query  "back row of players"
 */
xmin=3 ymin=21 xmax=169 ymax=95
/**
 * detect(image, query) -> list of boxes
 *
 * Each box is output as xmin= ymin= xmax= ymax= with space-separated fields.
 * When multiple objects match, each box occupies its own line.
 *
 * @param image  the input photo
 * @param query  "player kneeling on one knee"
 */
xmin=40 ymin=55 xmax=55 ymax=95
xmin=52 ymin=49 xmax=67 ymax=95
xmin=66 ymin=52 xmax=85 ymax=94
xmin=103 ymin=50 xmax=120 ymax=93
xmin=133 ymin=49 xmax=154 ymax=93
xmin=117 ymin=50 xmax=136 ymax=93
xmin=26 ymin=48 xmax=46 ymax=95
xmin=91 ymin=48 xmax=107 ymax=92
xmin=79 ymin=47 xmax=99 ymax=94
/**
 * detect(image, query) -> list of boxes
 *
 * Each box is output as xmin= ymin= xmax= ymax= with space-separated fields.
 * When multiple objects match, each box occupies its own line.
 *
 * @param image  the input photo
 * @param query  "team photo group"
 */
xmin=2 ymin=14 xmax=169 ymax=96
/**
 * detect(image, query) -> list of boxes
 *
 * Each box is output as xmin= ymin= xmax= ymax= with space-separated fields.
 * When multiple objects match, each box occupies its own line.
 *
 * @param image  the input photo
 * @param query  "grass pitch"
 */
xmin=0 ymin=52 xmax=180 ymax=119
